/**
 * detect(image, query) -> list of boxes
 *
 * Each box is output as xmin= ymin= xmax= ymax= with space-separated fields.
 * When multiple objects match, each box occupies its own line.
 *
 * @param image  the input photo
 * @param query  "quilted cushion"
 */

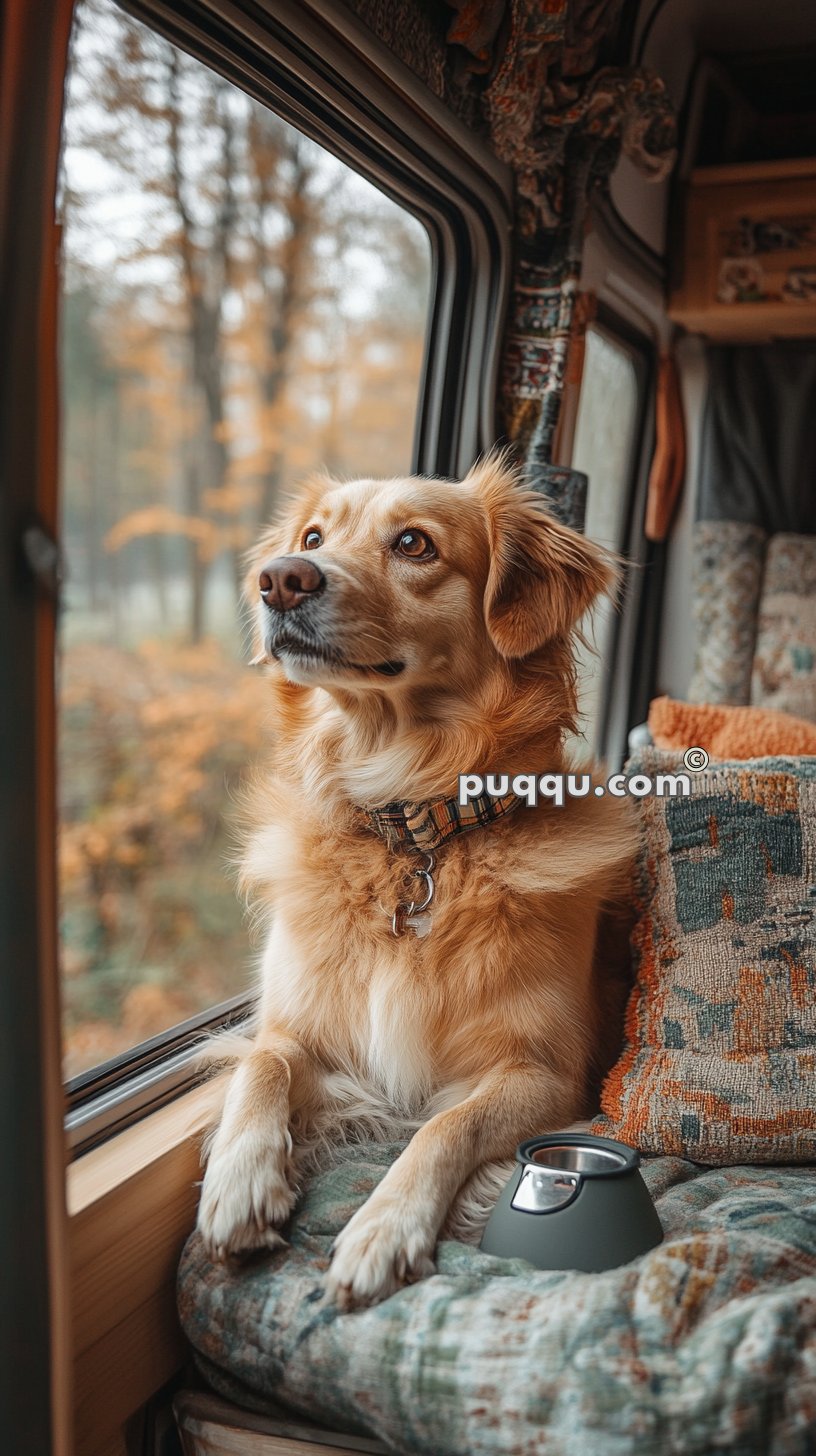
xmin=751 ymin=534 xmax=816 ymax=723
xmin=688 ymin=520 xmax=767 ymax=706
xmin=177 ymin=1139 xmax=816 ymax=1455
xmin=591 ymin=749 xmax=816 ymax=1164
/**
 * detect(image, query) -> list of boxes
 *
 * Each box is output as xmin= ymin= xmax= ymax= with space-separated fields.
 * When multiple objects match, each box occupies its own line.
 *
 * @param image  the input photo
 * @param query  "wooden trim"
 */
xmin=0 ymin=2 xmax=74 ymax=1453
xmin=76 ymin=1287 xmax=186 ymax=1456
xmin=690 ymin=156 xmax=816 ymax=186
xmin=174 ymin=1391 xmax=388 ymax=1456
xmin=40 ymin=208 xmax=74 ymax=1456
xmin=90 ymin=1436 xmax=128 ymax=1456
xmin=180 ymin=1429 xmax=377 ymax=1456
xmin=668 ymin=301 xmax=816 ymax=341
xmin=68 ymin=1081 xmax=222 ymax=1456
xmin=102 ymin=1441 xmax=128 ymax=1456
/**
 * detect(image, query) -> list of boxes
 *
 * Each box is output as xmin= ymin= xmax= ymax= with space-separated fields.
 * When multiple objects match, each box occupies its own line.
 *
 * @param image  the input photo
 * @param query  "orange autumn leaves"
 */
xmin=59 ymin=639 xmax=270 ymax=1076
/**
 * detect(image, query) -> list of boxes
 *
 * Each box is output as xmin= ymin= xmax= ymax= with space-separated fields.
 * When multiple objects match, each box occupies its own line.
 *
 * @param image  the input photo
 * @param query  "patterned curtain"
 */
xmin=450 ymin=1 xmax=676 ymax=479
xmin=343 ymin=0 xmax=677 ymax=515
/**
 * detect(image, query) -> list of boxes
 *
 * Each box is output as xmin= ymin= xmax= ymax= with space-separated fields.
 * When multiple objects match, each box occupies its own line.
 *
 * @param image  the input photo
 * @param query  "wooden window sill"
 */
xmin=68 ymin=1078 xmax=223 ymax=1456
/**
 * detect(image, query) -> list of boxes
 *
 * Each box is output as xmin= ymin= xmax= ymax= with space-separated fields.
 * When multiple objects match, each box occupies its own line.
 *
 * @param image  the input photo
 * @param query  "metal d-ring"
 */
xmin=391 ymin=851 xmax=435 ymax=936
xmin=411 ymin=852 xmax=435 ymax=913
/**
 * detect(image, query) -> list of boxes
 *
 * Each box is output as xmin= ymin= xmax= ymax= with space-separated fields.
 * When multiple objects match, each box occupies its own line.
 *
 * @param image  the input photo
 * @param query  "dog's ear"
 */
xmin=466 ymin=455 xmax=619 ymax=660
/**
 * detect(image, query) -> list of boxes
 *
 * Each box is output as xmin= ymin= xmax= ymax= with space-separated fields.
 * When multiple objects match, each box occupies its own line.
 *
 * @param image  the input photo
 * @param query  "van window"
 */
xmin=571 ymin=326 xmax=642 ymax=750
xmin=59 ymin=0 xmax=432 ymax=1078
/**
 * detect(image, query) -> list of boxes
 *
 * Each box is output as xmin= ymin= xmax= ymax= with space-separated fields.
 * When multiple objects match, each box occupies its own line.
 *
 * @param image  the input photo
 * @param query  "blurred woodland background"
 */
xmin=59 ymin=0 xmax=430 ymax=1075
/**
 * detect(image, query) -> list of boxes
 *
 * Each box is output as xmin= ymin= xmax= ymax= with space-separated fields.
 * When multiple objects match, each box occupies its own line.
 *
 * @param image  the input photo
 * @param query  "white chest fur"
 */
xmin=258 ymin=913 xmax=435 ymax=1116
xmin=362 ymin=958 xmax=433 ymax=1112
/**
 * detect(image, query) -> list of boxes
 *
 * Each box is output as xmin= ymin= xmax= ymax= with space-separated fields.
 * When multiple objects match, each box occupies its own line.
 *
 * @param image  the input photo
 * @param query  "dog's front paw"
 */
xmin=325 ymin=1197 xmax=436 ymax=1311
xmin=197 ymin=1128 xmax=295 ymax=1260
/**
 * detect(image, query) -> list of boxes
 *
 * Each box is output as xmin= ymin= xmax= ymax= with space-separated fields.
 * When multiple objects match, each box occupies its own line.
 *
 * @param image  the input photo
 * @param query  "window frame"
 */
xmin=65 ymin=993 xmax=250 ymax=1152
xmin=571 ymin=304 xmax=655 ymax=769
xmin=61 ymin=0 xmax=513 ymax=1152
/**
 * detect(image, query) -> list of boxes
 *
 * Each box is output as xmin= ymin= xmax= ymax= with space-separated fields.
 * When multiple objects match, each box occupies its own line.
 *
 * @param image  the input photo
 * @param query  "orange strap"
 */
xmin=644 ymin=349 xmax=686 ymax=543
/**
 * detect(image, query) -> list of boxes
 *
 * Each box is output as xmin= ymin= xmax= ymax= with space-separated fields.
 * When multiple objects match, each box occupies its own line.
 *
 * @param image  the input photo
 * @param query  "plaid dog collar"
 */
xmin=363 ymin=789 xmax=522 ymax=853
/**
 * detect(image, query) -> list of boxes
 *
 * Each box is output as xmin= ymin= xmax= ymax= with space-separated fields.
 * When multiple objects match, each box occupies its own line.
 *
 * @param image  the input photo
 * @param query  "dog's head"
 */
xmin=247 ymin=453 xmax=617 ymax=697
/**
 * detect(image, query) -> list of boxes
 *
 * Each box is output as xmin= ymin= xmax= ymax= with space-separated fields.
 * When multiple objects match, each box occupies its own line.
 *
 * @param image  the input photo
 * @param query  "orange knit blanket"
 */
xmin=648 ymin=695 xmax=816 ymax=759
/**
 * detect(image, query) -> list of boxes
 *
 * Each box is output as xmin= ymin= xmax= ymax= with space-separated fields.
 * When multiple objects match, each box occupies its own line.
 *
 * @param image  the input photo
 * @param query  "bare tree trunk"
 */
xmin=185 ymin=460 xmax=205 ymax=644
xmin=106 ymin=386 xmax=123 ymax=647
xmin=88 ymin=404 xmax=101 ymax=613
xmin=167 ymin=54 xmax=236 ymax=641
xmin=251 ymin=127 xmax=314 ymax=528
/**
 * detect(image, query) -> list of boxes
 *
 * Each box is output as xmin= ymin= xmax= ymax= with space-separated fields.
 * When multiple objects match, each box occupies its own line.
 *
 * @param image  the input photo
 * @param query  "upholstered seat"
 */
xmin=177 ymin=1137 xmax=816 ymax=1455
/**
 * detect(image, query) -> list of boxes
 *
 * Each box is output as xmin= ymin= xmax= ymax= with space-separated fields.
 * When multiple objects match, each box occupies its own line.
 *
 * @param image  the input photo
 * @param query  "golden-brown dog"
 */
xmin=196 ymin=453 xmax=638 ymax=1308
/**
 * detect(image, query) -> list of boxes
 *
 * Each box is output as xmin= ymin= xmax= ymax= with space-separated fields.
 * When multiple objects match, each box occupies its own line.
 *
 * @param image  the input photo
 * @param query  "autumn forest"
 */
xmin=59 ymin=0 xmax=430 ymax=1075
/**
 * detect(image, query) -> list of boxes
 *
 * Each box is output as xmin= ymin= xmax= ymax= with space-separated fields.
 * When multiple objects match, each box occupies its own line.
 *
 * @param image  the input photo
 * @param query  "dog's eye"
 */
xmin=302 ymin=528 xmax=322 ymax=550
xmin=395 ymin=529 xmax=436 ymax=560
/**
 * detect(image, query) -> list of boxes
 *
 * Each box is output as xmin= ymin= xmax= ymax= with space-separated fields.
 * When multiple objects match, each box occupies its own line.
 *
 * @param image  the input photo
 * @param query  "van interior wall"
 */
xmin=618 ymin=0 xmax=816 ymax=257
xmin=614 ymin=0 xmax=816 ymax=715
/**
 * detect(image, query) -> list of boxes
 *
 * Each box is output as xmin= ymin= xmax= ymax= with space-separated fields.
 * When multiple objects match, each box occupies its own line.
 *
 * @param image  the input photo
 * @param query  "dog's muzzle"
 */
xmin=257 ymin=558 xmax=405 ymax=678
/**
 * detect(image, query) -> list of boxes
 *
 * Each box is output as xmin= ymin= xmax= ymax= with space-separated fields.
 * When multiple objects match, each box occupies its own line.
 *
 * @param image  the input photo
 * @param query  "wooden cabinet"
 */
xmin=669 ymin=157 xmax=816 ymax=340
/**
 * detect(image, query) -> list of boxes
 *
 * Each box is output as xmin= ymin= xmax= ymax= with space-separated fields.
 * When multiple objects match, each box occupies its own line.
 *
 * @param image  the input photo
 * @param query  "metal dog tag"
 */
xmin=404 ymin=911 xmax=433 ymax=937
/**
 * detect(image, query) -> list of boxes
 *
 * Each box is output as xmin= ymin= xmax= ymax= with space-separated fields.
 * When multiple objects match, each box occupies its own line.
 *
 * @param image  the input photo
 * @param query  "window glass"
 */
xmin=59 ymin=0 xmax=432 ymax=1078
xmin=570 ymin=327 xmax=640 ymax=751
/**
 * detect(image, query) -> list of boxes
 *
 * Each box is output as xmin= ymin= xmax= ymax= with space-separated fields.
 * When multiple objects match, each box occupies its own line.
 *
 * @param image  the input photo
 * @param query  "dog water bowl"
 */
xmin=480 ymin=1133 xmax=663 ymax=1272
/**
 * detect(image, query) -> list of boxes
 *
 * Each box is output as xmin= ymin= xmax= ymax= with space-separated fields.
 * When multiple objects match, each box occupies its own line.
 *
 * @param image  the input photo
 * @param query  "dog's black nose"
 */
xmin=259 ymin=555 xmax=325 ymax=612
